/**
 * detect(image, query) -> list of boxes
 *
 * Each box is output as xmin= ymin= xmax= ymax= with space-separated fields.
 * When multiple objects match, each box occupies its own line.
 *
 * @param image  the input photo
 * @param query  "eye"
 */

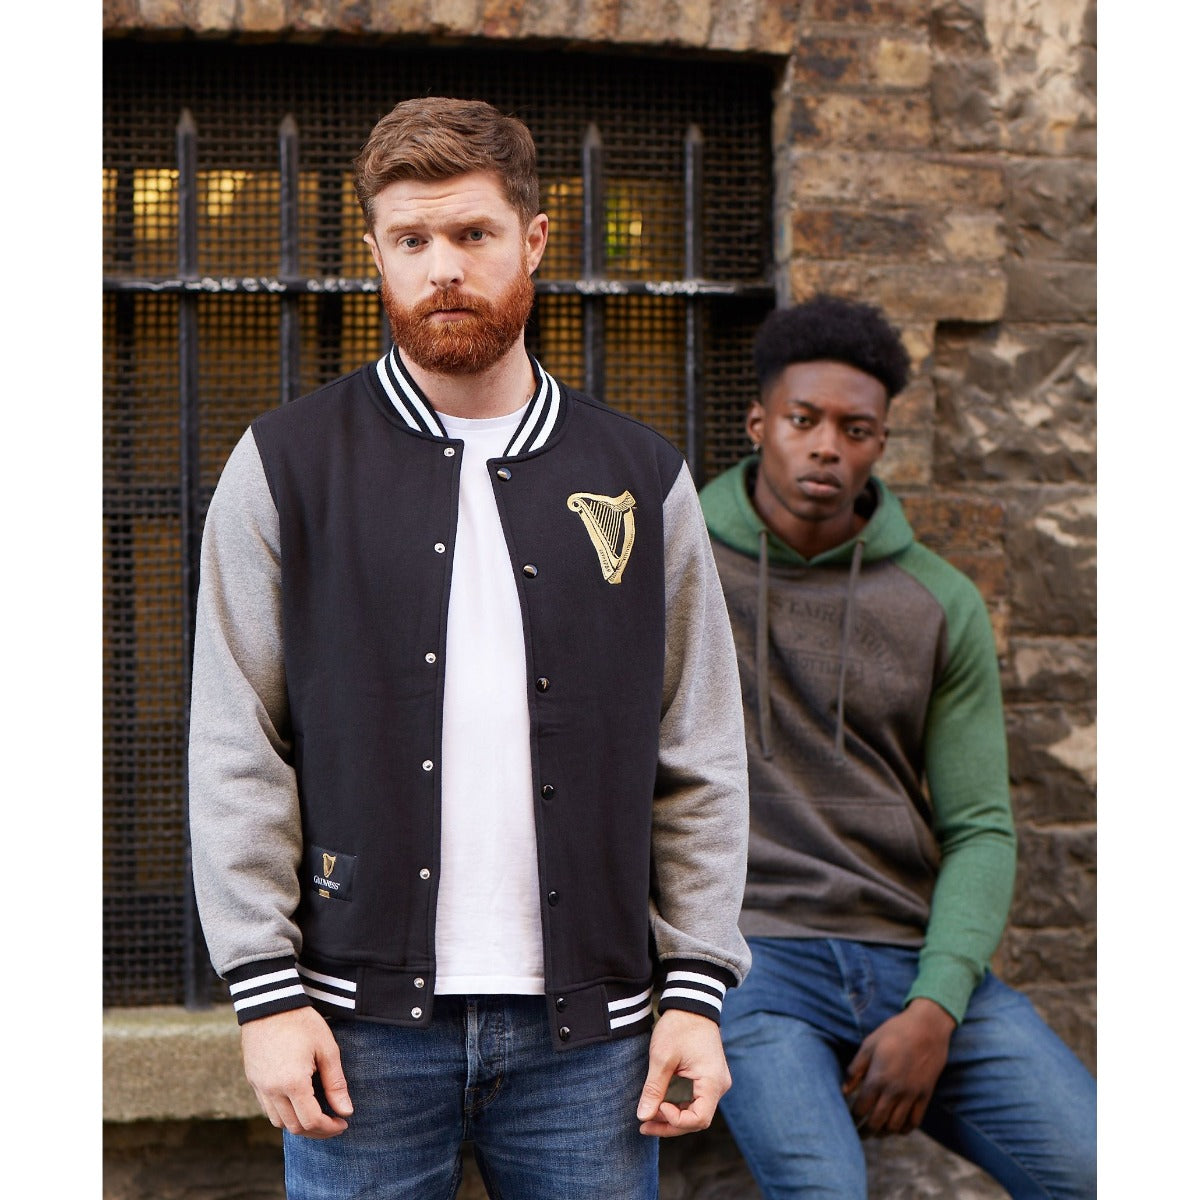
xmin=399 ymin=235 xmax=422 ymax=250
xmin=465 ymin=229 xmax=487 ymax=242
xmin=790 ymin=413 xmax=813 ymax=428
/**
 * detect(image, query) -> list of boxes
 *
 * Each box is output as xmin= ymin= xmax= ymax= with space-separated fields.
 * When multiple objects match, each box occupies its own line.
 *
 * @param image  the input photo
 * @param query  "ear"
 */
xmin=746 ymin=400 xmax=765 ymax=450
xmin=525 ymin=213 xmax=549 ymax=274
xmin=364 ymin=231 xmax=383 ymax=276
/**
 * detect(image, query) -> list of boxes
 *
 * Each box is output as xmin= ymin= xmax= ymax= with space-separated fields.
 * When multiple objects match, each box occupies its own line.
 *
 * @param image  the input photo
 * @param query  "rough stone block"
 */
xmin=574 ymin=0 xmax=622 ymax=42
xmin=1007 ymin=158 xmax=1096 ymax=261
xmin=791 ymin=207 xmax=930 ymax=259
xmin=195 ymin=0 xmax=237 ymax=30
xmin=1006 ymin=703 xmax=1097 ymax=818
xmin=788 ymin=261 xmax=1006 ymax=323
xmin=103 ymin=0 xmax=144 ymax=27
xmin=805 ymin=0 xmax=932 ymax=24
xmin=934 ymin=210 xmax=1005 ymax=262
xmin=874 ymin=429 xmax=932 ymax=487
xmin=428 ymin=0 xmax=481 ymax=34
xmin=930 ymin=0 xmax=988 ymax=54
xmin=863 ymin=1133 xmax=1007 ymax=1199
xmin=934 ymin=323 xmax=1096 ymax=484
xmin=888 ymin=373 xmax=936 ymax=431
xmin=1009 ymin=825 xmax=1096 ymax=928
xmin=480 ymin=0 xmax=523 ymax=38
xmin=369 ymin=0 xmax=429 ymax=33
xmin=750 ymin=0 xmax=803 ymax=54
xmin=615 ymin=0 xmax=676 ymax=44
xmin=994 ymin=924 xmax=1096 ymax=990
xmin=791 ymin=93 xmax=933 ymax=149
xmin=1002 ymin=636 xmax=1095 ymax=705
xmin=104 ymin=1119 xmax=286 ymax=1200
xmin=104 ymin=1006 xmax=256 ymax=1121
xmin=999 ymin=484 xmax=1095 ymax=636
xmin=875 ymin=36 xmax=933 ymax=86
xmin=708 ymin=0 xmax=756 ymax=51
xmin=1005 ymin=262 xmax=1096 ymax=322
xmin=242 ymin=0 xmax=287 ymax=32
xmin=988 ymin=0 xmax=1096 ymax=158
xmin=790 ymin=35 xmax=871 ymax=86
xmin=896 ymin=491 xmax=1006 ymax=553
xmin=931 ymin=57 xmax=1001 ymax=150
xmin=788 ymin=149 xmax=1005 ymax=208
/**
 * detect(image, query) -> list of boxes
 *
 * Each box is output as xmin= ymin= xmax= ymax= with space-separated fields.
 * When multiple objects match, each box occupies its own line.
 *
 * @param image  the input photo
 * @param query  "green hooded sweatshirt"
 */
xmin=700 ymin=456 xmax=1015 ymax=1022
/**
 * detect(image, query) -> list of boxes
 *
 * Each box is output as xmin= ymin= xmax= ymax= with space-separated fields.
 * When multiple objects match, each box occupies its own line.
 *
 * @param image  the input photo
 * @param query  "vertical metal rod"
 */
xmin=684 ymin=124 xmax=706 ymax=482
xmin=177 ymin=108 xmax=210 ymax=1009
xmin=279 ymin=115 xmax=301 ymax=405
xmin=317 ymin=163 xmax=349 ymax=381
xmin=581 ymin=123 xmax=607 ymax=401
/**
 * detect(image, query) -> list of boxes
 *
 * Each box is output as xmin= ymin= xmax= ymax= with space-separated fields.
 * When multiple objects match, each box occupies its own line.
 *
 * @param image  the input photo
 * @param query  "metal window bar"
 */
xmin=103 ymin=106 xmax=772 ymax=1010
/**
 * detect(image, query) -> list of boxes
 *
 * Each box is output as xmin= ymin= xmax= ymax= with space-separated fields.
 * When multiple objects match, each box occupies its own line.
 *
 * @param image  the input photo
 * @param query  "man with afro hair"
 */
xmin=700 ymin=294 xmax=1096 ymax=1197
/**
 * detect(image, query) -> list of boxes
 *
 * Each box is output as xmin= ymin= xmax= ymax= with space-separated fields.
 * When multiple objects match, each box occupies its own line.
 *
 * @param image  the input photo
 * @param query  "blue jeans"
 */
xmin=720 ymin=938 xmax=1096 ymax=1199
xmin=284 ymin=995 xmax=657 ymax=1199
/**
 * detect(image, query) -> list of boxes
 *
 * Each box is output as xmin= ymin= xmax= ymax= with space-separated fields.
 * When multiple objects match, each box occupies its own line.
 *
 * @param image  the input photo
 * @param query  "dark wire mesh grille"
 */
xmin=103 ymin=39 xmax=774 ymax=1007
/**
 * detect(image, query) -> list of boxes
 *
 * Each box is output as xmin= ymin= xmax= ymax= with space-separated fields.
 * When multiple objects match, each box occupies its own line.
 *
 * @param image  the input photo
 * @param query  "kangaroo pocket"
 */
xmin=745 ymin=790 xmax=936 ymax=941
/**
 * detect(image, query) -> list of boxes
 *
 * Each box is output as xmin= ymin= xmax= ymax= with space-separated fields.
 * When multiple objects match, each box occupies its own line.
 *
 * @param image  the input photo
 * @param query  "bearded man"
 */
xmin=187 ymin=97 xmax=751 ymax=1200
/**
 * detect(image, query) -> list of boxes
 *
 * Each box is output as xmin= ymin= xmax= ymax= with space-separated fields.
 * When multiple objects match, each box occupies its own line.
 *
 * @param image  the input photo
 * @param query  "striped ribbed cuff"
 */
xmin=657 ymin=959 xmax=738 ymax=1025
xmin=225 ymin=956 xmax=312 ymax=1025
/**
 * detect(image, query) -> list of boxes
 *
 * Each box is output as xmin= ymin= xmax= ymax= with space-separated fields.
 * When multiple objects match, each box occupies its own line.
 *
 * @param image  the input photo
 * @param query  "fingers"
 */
xmin=639 ymin=1074 xmax=723 ymax=1138
xmin=314 ymin=1038 xmax=355 ymax=1119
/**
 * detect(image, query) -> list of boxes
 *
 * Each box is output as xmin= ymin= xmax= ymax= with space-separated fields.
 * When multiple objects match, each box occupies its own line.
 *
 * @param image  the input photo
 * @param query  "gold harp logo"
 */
xmin=322 ymin=853 xmax=337 ymax=878
xmin=567 ymin=490 xmax=637 ymax=584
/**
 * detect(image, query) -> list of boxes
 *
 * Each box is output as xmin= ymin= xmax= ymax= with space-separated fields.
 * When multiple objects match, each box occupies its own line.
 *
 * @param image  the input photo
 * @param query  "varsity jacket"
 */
xmin=189 ymin=350 xmax=751 ymax=1051
xmin=700 ymin=458 xmax=1015 ymax=1023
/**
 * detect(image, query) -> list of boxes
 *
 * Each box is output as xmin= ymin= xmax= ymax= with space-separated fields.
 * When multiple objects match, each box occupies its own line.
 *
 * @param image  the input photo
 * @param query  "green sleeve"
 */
xmin=898 ymin=549 xmax=1016 ymax=1023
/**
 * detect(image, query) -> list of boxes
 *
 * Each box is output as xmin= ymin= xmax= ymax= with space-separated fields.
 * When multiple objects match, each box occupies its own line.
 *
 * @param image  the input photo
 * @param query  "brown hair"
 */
xmin=354 ymin=97 xmax=540 ymax=230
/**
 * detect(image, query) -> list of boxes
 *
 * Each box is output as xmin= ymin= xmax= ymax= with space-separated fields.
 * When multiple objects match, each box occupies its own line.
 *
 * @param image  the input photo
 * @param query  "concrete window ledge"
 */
xmin=104 ymin=1005 xmax=257 ymax=1122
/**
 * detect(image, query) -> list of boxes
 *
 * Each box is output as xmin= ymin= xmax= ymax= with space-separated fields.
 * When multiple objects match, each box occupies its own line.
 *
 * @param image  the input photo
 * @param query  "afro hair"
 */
xmin=753 ymin=294 xmax=911 ymax=401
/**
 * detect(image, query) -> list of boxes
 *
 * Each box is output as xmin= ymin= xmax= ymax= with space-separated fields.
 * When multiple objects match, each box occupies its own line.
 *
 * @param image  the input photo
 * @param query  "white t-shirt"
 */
xmin=433 ymin=409 xmax=544 ymax=994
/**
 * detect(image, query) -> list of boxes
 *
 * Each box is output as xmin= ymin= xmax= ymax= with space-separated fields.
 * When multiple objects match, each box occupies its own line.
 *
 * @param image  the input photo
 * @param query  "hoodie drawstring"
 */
xmin=756 ymin=528 xmax=865 ymax=764
xmin=755 ymin=528 xmax=773 ymax=760
xmin=834 ymin=538 xmax=865 ymax=761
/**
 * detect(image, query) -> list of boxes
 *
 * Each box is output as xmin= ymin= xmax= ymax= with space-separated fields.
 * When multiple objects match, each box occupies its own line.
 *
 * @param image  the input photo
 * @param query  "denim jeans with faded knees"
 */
xmin=719 ymin=938 xmax=1097 ymax=1200
xmin=283 ymin=994 xmax=658 ymax=1200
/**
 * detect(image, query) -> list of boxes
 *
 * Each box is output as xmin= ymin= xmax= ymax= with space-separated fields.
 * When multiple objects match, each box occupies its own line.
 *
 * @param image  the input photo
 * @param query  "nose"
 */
xmin=427 ymin=237 xmax=465 ymax=290
xmin=809 ymin=426 xmax=840 ymax=462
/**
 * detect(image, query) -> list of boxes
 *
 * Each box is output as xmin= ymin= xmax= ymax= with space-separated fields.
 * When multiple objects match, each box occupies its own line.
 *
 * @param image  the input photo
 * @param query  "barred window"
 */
xmin=103 ymin=39 xmax=775 ymax=1008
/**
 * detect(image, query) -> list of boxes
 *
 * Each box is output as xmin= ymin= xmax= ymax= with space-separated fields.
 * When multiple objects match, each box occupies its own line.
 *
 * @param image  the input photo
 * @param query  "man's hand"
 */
xmin=636 ymin=1009 xmax=732 ymax=1138
xmin=240 ymin=1007 xmax=354 ymax=1139
xmin=842 ymin=998 xmax=956 ymax=1137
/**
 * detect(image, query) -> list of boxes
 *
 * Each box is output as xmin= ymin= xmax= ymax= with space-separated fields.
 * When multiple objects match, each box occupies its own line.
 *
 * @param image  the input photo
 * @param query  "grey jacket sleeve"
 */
xmin=650 ymin=465 xmax=752 ymax=1023
xmin=188 ymin=428 xmax=311 ymax=1018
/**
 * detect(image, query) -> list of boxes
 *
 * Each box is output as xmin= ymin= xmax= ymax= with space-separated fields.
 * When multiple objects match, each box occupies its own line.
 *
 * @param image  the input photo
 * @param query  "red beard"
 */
xmin=383 ymin=270 xmax=535 ymax=376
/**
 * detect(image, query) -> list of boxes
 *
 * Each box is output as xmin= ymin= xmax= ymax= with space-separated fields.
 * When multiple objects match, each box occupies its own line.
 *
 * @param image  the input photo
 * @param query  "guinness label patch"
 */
xmin=567 ymin=490 xmax=637 ymax=584
xmin=306 ymin=844 xmax=357 ymax=902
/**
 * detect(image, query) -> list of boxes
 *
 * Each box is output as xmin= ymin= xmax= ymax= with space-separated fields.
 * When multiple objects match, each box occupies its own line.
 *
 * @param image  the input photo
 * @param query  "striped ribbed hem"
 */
xmin=226 ymin=956 xmax=312 ymax=1026
xmin=607 ymin=984 xmax=654 ymax=1034
xmin=657 ymin=959 xmax=737 ymax=1025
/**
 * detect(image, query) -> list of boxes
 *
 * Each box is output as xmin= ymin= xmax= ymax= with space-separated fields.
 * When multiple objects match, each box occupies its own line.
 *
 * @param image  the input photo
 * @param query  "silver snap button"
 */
xmin=425 ymin=652 xmax=436 ymax=664
xmin=419 ymin=868 xmax=431 ymax=880
xmin=411 ymin=1007 xmax=423 ymax=1019
xmin=414 ymin=978 xmax=425 ymax=989
xmin=444 ymin=447 xmax=455 ymax=457
xmin=422 ymin=759 xmax=433 ymax=771
xmin=434 ymin=542 xmax=446 ymax=554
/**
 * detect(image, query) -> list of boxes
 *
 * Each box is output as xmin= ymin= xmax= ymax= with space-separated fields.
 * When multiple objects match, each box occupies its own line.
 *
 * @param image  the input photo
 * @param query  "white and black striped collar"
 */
xmin=374 ymin=346 xmax=565 ymax=458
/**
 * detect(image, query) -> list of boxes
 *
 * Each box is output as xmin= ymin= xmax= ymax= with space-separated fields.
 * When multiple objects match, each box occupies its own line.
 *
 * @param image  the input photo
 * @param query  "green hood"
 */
xmin=699 ymin=455 xmax=914 ymax=566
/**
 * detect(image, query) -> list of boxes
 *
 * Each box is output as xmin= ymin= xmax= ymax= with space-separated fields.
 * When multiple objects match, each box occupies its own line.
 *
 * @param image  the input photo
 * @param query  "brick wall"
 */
xmin=103 ymin=2 xmax=1096 ymax=1196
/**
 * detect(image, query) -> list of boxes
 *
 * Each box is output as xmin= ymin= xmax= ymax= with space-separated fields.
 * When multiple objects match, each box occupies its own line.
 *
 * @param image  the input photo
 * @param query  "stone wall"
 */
xmin=103 ymin=1 xmax=1096 ymax=1196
